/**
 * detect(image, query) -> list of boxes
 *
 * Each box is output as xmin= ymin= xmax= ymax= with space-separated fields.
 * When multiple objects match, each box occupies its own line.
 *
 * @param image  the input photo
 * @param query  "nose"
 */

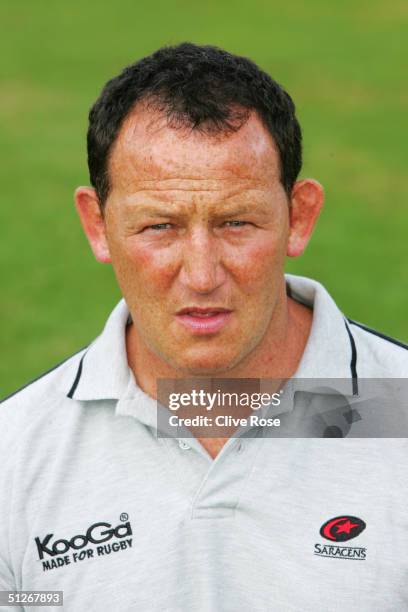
xmin=179 ymin=227 xmax=226 ymax=294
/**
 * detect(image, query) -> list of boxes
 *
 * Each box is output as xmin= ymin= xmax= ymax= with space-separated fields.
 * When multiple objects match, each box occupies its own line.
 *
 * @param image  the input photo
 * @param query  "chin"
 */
xmin=173 ymin=348 xmax=241 ymax=376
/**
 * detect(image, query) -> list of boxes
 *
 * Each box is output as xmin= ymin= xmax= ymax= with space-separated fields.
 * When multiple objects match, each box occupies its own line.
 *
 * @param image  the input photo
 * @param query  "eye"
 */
xmin=145 ymin=223 xmax=173 ymax=231
xmin=223 ymin=220 xmax=249 ymax=227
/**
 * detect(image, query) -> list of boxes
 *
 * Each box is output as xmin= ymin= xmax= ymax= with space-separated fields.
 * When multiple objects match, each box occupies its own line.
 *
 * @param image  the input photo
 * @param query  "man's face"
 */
xmin=98 ymin=109 xmax=293 ymax=375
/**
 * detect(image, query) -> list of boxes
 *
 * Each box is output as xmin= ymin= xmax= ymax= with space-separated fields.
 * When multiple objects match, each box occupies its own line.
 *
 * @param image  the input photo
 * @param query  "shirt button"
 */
xmin=236 ymin=441 xmax=244 ymax=453
xmin=178 ymin=440 xmax=191 ymax=450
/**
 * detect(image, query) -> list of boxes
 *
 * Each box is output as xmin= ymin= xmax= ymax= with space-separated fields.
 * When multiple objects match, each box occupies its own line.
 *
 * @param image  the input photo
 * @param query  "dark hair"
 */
xmin=87 ymin=42 xmax=302 ymax=207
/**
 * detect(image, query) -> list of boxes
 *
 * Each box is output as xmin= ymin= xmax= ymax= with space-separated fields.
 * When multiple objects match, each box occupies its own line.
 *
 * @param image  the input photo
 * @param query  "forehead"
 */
xmin=108 ymin=106 xmax=281 ymax=192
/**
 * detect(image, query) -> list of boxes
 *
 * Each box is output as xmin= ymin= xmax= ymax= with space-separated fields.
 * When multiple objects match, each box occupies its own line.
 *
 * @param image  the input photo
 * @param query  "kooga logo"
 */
xmin=35 ymin=521 xmax=132 ymax=559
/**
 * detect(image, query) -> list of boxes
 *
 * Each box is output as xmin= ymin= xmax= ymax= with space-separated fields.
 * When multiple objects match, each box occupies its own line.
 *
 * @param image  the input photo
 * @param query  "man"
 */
xmin=1 ymin=43 xmax=407 ymax=611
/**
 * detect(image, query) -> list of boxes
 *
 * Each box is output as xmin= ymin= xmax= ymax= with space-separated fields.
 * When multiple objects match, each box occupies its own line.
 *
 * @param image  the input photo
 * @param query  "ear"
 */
xmin=74 ymin=187 xmax=111 ymax=263
xmin=287 ymin=179 xmax=324 ymax=257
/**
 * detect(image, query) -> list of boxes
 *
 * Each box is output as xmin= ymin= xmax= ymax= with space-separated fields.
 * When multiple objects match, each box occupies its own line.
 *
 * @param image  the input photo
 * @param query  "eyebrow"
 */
xmin=124 ymin=202 xmax=265 ymax=219
xmin=122 ymin=187 xmax=271 ymax=216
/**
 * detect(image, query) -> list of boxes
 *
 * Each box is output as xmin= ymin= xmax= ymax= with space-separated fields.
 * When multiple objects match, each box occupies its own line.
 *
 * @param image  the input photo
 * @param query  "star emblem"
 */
xmin=336 ymin=519 xmax=359 ymax=534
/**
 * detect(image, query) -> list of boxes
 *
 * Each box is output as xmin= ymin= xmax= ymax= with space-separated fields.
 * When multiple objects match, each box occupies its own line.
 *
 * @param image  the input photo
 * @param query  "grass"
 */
xmin=1 ymin=0 xmax=407 ymax=396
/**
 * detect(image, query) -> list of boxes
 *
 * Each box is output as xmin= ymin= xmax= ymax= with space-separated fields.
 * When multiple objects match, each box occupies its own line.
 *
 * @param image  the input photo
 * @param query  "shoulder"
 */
xmin=346 ymin=318 xmax=408 ymax=377
xmin=0 ymin=347 xmax=88 ymax=445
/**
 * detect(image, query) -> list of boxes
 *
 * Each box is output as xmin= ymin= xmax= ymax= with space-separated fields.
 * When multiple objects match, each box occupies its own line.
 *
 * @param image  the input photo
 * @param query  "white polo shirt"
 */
xmin=1 ymin=274 xmax=408 ymax=612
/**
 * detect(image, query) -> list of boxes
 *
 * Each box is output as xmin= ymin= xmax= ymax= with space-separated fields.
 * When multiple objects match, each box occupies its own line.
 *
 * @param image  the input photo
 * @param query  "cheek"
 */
xmin=110 ymin=239 xmax=178 ymax=294
xmin=225 ymin=234 xmax=286 ymax=290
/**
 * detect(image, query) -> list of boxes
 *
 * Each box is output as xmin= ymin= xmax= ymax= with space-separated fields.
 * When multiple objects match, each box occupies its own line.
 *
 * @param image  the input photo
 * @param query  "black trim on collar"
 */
xmin=347 ymin=319 xmax=408 ymax=351
xmin=67 ymin=351 xmax=87 ymax=399
xmin=1 ymin=347 xmax=88 ymax=404
xmin=344 ymin=320 xmax=359 ymax=395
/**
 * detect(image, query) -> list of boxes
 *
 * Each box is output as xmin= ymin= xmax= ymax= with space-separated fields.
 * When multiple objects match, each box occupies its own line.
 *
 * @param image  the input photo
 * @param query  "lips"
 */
xmin=175 ymin=307 xmax=232 ymax=334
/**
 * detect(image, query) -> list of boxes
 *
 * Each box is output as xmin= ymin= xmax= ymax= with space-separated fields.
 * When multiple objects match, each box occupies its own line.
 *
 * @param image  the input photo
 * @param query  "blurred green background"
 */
xmin=1 ymin=0 xmax=407 ymax=397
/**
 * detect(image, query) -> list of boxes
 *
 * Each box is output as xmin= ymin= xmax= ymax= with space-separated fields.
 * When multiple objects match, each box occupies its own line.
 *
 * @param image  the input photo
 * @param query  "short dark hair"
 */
xmin=87 ymin=42 xmax=302 ymax=207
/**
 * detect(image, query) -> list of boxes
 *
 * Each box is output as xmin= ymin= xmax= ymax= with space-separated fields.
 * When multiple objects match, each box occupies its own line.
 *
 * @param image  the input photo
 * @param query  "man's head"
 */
xmin=86 ymin=42 xmax=302 ymax=209
xmin=76 ymin=43 xmax=323 ymax=376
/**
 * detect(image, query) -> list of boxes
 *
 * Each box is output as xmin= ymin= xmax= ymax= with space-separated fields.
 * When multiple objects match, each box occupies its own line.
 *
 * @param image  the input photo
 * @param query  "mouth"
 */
xmin=175 ymin=307 xmax=233 ymax=335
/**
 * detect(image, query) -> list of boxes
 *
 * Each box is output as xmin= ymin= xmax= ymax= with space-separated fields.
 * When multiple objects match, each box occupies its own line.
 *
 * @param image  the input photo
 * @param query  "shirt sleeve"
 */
xmin=0 ymin=557 xmax=23 ymax=612
xmin=0 ymin=403 xmax=23 ymax=611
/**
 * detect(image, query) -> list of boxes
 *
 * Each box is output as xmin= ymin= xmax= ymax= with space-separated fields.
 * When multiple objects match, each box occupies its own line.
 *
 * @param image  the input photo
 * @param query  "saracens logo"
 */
xmin=320 ymin=515 xmax=366 ymax=542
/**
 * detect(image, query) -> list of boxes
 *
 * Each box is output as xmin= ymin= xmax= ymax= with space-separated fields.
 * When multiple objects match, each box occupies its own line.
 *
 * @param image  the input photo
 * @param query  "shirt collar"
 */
xmin=65 ymin=274 xmax=358 ymax=407
xmin=286 ymin=274 xmax=357 ymax=387
xmin=65 ymin=299 xmax=133 ymax=402
xmin=269 ymin=274 xmax=359 ymax=416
